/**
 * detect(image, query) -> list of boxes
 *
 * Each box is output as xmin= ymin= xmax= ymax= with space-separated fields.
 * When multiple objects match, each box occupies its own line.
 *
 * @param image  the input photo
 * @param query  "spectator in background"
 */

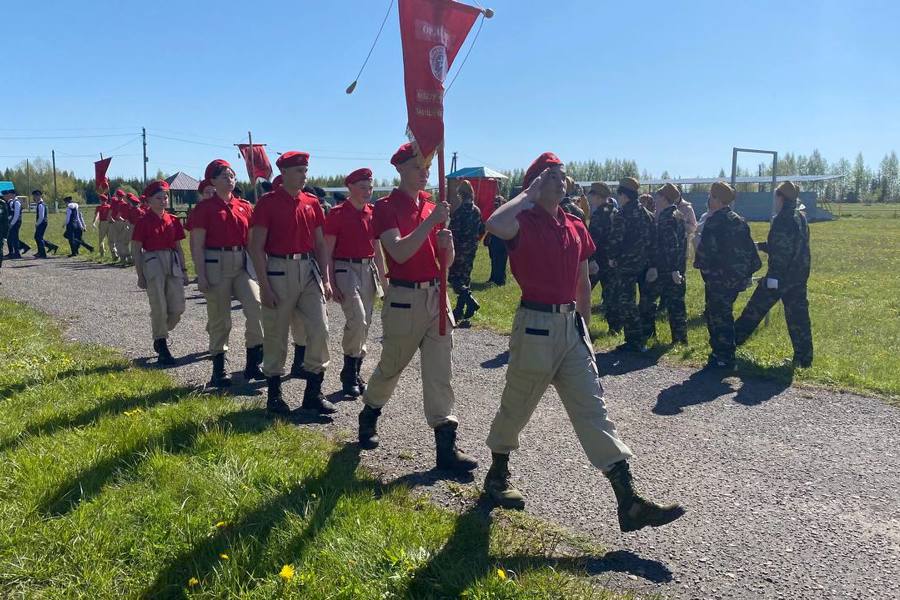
xmin=485 ymin=194 xmax=509 ymax=286
xmin=448 ymin=180 xmax=485 ymax=324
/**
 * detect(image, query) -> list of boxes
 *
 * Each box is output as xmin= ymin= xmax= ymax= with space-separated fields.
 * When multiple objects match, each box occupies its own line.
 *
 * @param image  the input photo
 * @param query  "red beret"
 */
xmin=522 ymin=152 xmax=563 ymax=189
xmin=390 ymin=143 xmax=416 ymax=167
xmin=198 ymin=178 xmax=213 ymax=193
xmin=99 ymin=194 xmax=108 ymax=201
xmin=272 ymin=175 xmax=283 ymax=189
xmin=115 ymin=189 xmax=125 ymax=197
xmin=276 ymin=151 xmax=310 ymax=170
xmin=143 ymin=180 xmax=170 ymax=198
xmin=205 ymin=159 xmax=232 ymax=180
xmin=126 ymin=193 xmax=139 ymax=204
xmin=345 ymin=168 xmax=373 ymax=186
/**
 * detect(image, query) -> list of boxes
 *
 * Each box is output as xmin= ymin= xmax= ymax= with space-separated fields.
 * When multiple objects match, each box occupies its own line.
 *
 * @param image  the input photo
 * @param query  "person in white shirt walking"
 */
xmin=32 ymin=190 xmax=59 ymax=258
xmin=63 ymin=197 xmax=95 ymax=257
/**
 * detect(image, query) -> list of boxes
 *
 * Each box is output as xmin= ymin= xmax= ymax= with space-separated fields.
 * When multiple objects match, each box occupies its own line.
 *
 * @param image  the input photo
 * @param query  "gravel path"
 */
xmin=3 ymin=256 xmax=899 ymax=600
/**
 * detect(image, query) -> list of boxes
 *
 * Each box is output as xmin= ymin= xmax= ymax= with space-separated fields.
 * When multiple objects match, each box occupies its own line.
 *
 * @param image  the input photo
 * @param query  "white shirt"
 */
xmin=66 ymin=202 xmax=86 ymax=230
xmin=9 ymin=198 xmax=21 ymax=225
xmin=35 ymin=201 xmax=47 ymax=226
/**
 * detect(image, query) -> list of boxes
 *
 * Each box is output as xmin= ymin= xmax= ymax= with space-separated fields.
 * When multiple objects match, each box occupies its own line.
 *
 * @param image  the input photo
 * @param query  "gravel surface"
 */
xmin=3 ymin=256 xmax=899 ymax=600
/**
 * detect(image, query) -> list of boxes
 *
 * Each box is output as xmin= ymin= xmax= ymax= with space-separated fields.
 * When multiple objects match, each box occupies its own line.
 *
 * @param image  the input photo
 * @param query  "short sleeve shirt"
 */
xmin=187 ymin=193 xmax=253 ymax=247
xmin=96 ymin=204 xmax=112 ymax=221
xmin=132 ymin=210 xmax=185 ymax=251
xmin=507 ymin=206 xmax=595 ymax=304
xmin=372 ymin=188 xmax=441 ymax=282
xmin=128 ymin=203 xmax=145 ymax=225
xmin=249 ymin=187 xmax=324 ymax=255
xmin=324 ymin=201 xmax=376 ymax=259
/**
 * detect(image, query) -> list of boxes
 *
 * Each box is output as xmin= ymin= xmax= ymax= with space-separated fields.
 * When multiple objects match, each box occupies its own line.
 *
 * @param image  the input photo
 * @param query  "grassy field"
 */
xmin=13 ymin=207 xmax=900 ymax=399
xmin=0 ymin=298 xmax=630 ymax=599
xmin=830 ymin=203 xmax=900 ymax=218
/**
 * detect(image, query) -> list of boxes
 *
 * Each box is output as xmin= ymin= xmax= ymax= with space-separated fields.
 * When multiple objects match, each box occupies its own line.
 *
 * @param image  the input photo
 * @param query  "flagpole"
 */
xmin=248 ymin=131 xmax=258 ymax=201
xmin=438 ymin=143 xmax=449 ymax=336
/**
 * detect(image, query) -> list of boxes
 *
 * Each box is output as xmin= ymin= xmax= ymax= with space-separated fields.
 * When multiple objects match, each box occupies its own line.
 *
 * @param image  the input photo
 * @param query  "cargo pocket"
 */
xmin=142 ymin=254 xmax=163 ymax=281
xmin=334 ymin=267 xmax=356 ymax=299
xmin=508 ymin=312 xmax=556 ymax=376
xmin=205 ymin=253 xmax=223 ymax=286
xmin=381 ymin=289 xmax=414 ymax=338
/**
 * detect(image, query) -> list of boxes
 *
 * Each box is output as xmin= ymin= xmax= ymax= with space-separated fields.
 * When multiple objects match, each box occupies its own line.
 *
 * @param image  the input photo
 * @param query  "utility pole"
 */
xmin=142 ymin=127 xmax=148 ymax=186
xmin=51 ymin=150 xmax=58 ymax=213
xmin=450 ymin=151 xmax=458 ymax=173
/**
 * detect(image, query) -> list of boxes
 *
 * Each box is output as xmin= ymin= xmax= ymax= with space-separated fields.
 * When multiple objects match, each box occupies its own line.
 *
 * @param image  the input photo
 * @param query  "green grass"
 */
xmin=830 ymin=203 xmax=900 ymax=219
xmin=0 ymin=298 xmax=632 ymax=599
xmin=465 ymin=218 xmax=900 ymax=400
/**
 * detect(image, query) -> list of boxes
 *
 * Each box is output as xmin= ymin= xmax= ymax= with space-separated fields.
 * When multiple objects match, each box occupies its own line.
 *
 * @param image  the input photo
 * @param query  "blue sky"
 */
xmin=2 ymin=0 xmax=898 ymax=183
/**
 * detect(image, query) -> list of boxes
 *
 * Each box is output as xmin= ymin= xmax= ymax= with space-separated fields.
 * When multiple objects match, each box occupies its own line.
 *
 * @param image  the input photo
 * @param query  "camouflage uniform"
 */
xmin=588 ymin=199 xmax=620 ymax=331
xmin=560 ymin=196 xmax=586 ymax=222
xmin=735 ymin=201 xmax=812 ymax=365
xmin=607 ymin=199 xmax=655 ymax=347
xmin=448 ymin=200 xmax=484 ymax=320
xmin=694 ymin=206 xmax=762 ymax=364
xmin=639 ymin=204 xmax=688 ymax=344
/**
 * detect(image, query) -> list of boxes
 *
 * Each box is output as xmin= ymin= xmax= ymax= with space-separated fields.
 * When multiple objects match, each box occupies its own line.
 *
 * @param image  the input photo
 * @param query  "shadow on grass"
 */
xmin=38 ymin=407 xmax=274 ymax=517
xmin=0 ymin=385 xmax=196 ymax=454
xmin=0 ymin=363 xmax=129 ymax=401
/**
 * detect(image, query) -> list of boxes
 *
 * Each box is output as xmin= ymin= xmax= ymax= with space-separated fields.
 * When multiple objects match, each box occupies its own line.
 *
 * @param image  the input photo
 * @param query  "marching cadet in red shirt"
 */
xmin=482 ymin=153 xmax=684 ymax=532
xmin=131 ymin=180 xmax=188 ymax=366
xmin=190 ymin=159 xmax=265 ymax=387
xmin=357 ymin=143 xmax=477 ymax=474
xmin=111 ymin=190 xmax=131 ymax=264
xmin=324 ymin=167 xmax=387 ymax=398
xmin=248 ymin=151 xmax=334 ymax=415
xmin=92 ymin=194 xmax=114 ymax=258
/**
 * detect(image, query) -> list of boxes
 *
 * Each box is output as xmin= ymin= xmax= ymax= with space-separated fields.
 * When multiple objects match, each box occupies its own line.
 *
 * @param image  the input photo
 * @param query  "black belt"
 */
xmin=208 ymin=246 xmax=244 ymax=252
xmin=334 ymin=257 xmax=373 ymax=263
xmin=520 ymin=300 xmax=576 ymax=313
xmin=269 ymin=252 xmax=312 ymax=260
xmin=390 ymin=278 xmax=439 ymax=289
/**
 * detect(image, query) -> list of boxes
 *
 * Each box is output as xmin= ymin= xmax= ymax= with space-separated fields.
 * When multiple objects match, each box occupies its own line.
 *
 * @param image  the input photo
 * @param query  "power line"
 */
xmin=0 ymin=133 xmax=137 ymax=140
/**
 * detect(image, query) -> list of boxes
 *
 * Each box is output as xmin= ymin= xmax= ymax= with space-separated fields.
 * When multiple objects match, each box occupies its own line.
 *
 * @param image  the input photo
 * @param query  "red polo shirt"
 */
xmin=187 ymin=193 xmax=253 ymax=247
xmin=372 ymin=188 xmax=441 ymax=282
xmin=128 ymin=203 xmax=146 ymax=225
xmin=249 ymin=187 xmax=324 ymax=255
xmin=132 ymin=210 xmax=186 ymax=252
xmin=111 ymin=198 xmax=128 ymax=220
xmin=324 ymin=200 xmax=376 ymax=259
xmin=96 ymin=204 xmax=112 ymax=221
xmin=508 ymin=206 xmax=595 ymax=304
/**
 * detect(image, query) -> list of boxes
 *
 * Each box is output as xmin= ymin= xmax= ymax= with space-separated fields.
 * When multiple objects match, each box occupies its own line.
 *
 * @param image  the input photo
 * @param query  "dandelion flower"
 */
xmin=214 ymin=521 xmax=228 ymax=529
xmin=279 ymin=564 xmax=295 ymax=581
xmin=497 ymin=568 xmax=507 ymax=581
xmin=220 ymin=553 xmax=229 ymax=560
xmin=188 ymin=577 xmax=199 ymax=587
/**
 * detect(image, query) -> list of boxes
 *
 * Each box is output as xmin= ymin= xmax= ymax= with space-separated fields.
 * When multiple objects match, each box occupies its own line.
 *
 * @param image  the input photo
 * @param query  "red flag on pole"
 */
xmin=236 ymin=144 xmax=273 ymax=182
xmin=398 ymin=0 xmax=480 ymax=163
xmin=94 ymin=157 xmax=112 ymax=191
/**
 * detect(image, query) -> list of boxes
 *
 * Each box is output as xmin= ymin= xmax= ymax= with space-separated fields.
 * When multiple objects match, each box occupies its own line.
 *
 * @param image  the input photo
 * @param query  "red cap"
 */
xmin=126 ymin=193 xmax=139 ymax=204
xmin=115 ymin=189 xmax=126 ymax=197
xmin=99 ymin=194 xmax=108 ymax=201
xmin=272 ymin=175 xmax=283 ymax=189
xmin=198 ymin=178 xmax=213 ymax=193
xmin=390 ymin=143 xmax=416 ymax=167
xmin=522 ymin=152 xmax=563 ymax=189
xmin=205 ymin=159 xmax=232 ymax=180
xmin=276 ymin=151 xmax=310 ymax=169
xmin=344 ymin=168 xmax=373 ymax=186
xmin=143 ymin=180 xmax=170 ymax=198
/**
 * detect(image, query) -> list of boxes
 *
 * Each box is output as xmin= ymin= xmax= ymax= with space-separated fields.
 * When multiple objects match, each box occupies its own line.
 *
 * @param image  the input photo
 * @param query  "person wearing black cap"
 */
xmin=32 ymin=190 xmax=59 ymax=258
xmin=5 ymin=189 xmax=31 ymax=258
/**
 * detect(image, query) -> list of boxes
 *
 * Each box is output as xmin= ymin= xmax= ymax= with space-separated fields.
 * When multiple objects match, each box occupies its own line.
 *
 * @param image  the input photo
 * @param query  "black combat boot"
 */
xmin=358 ymin=404 xmax=381 ymax=449
xmin=484 ymin=452 xmax=525 ymax=509
xmin=355 ymin=356 xmax=367 ymax=394
xmin=340 ymin=355 xmax=361 ymax=398
xmin=243 ymin=345 xmax=265 ymax=381
xmin=300 ymin=371 xmax=336 ymax=415
xmin=266 ymin=376 xmax=291 ymax=415
xmin=154 ymin=338 xmax=176 ymax=366
xmin=452 ymin=293 xmax=466 ymax=323
xmin=208 ymin=353 xmax=231 ymax=388
xmin=605 ymin=460 xmax=685 ymax=532
xmin=434 ymin=422 xmax=478 ymax=472
xmin=462 ymin=288 xmax=480 ymax=320
xmin=290 ymin=344 xmax=313 ymax=379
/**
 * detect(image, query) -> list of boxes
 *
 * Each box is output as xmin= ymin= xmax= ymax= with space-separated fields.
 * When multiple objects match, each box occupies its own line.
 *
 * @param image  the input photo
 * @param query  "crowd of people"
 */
xmin=0 ymin=146 xmax=814 ymax=534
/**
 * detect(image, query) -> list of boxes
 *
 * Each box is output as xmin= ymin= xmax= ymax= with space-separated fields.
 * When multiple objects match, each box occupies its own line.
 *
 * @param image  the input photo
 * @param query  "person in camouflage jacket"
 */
xmin=449 ymin=180 xmax=485 ymax=323
xmin=639 ymin=183 xmax=688 ymax=345
xmin=694 ymin=181 xmax=762 ymax=369
xmin=607 ymin=177 xmax=655 ymax=350
xmin=587 ymin=182 xmax=621 ymax=332
xmin=734 ymin=181 xmax=812 ymax=367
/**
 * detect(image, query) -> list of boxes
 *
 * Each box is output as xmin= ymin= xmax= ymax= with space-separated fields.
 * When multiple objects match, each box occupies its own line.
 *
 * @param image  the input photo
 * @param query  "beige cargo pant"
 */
xmin=203 ymin=249 xmax=264 ymax=355
xmin=486 ymin=307 xmax=633 ymax=470
xmin=334 ymin=259 xmax=381 ymax=358
xmin=98 ymin=221 xmax=113 ymax=257
xmin=363 ymin=283 xmax=456 ymax=428
xmin=261 ymin=256 xmax=329 ymax=377
xmin=116 ymin=221 xmax=133 ymax=259
xmin=143 ymin=250 xmax=186 ymax=340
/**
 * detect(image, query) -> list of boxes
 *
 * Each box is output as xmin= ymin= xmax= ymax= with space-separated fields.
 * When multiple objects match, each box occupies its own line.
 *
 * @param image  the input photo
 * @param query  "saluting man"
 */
xmin=131 ymin=180 xmax=188 ymax=366
xmin=323 ymin=167 xmax=387 ymax=399
xmin=356 ymin=142 xmax=477 ymax=474
xmin=189 ymin=159 xmax=265 ymax=387
xmin=248 ymin=151 xmax=335 ymax=416
xmin=481 ymin=152 xmax=684 ymax=532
